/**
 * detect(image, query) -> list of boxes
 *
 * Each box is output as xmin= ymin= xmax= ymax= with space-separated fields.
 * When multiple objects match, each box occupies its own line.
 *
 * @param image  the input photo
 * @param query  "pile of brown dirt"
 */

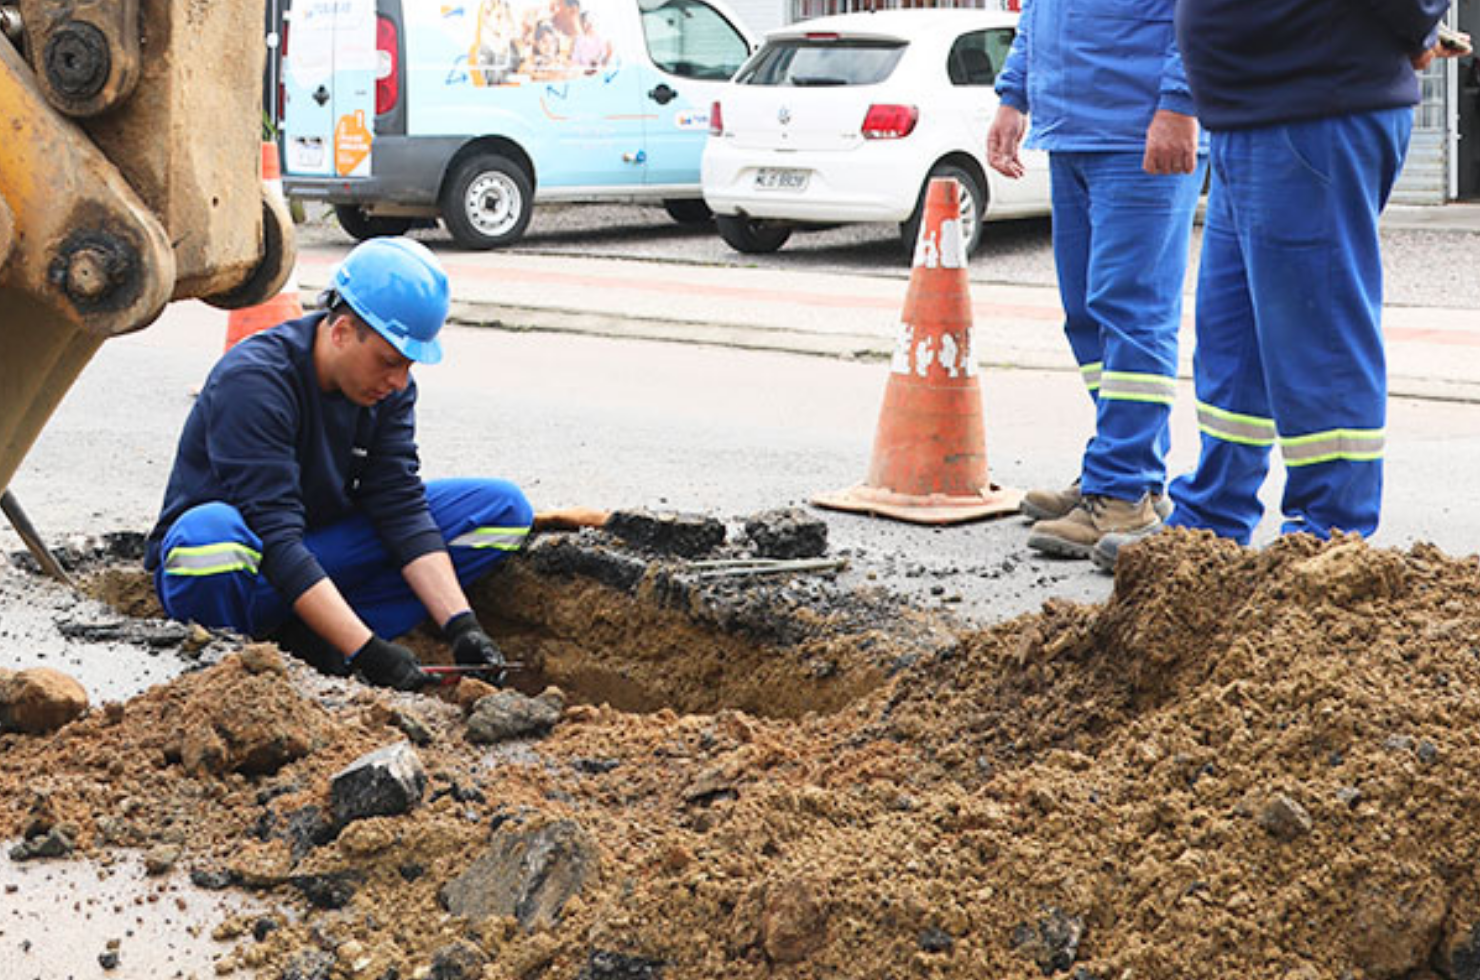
xmin=6 ymin=529 xmax=1480 ymax=979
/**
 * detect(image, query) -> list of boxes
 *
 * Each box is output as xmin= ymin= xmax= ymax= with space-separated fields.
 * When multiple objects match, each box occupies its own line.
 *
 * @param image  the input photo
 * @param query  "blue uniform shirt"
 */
xmin=995 ymin=0 xmax=1194 ymax=152
xmin=145 ymin=313 xmax=444 ymax=604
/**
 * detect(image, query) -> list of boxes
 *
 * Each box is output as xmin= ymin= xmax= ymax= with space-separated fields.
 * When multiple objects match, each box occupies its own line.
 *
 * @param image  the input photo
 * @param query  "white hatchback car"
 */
xmin=701 ymin=8 xmax=1050 ymax=258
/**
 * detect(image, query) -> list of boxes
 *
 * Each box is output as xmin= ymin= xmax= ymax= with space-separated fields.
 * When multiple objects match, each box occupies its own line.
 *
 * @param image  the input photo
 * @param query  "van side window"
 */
xmin=947 ymin=29 xmax=1014 ymax=87
xmin=639 ymin=0 xmax=749 ymax=80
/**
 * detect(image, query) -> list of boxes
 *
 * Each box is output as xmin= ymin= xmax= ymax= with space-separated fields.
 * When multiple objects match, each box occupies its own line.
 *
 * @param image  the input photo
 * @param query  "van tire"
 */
xmin=663 ymin=199 xmax=713 ymax=225
xmin=334 ymin=205 xmax=414 ymax=241
xmin=715 ymin=215 xmax=791 ymax=254
xmin=899 ymin=164 xmax=984 ymax=261
xmin=441 ymin=154 xmax=534 ymax=249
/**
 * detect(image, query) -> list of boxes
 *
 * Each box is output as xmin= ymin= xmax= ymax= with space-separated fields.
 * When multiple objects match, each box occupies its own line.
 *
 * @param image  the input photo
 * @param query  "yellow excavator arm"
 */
xmin=0 ymin=0 xmax=295 ymax=493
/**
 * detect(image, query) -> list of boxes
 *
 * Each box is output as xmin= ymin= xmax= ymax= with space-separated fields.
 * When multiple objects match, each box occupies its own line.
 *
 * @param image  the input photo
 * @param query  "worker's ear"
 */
xmin=327 ymin=311 xmax=356 ymax=346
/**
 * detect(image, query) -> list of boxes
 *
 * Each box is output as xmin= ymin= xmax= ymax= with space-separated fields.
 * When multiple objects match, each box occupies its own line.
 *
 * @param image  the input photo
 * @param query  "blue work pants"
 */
xmin=1168 ymin=108 xmax=1410 ymax=543
xmin=153 ymin=478 xmax=532 ymax=640
xmin=1050 ymin=151 xmax=1204 ymax=501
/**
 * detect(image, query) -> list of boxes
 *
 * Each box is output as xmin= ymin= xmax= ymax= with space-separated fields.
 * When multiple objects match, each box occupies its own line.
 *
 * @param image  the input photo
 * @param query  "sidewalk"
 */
xmin=296 ymin=232 xmax=1480 ymax=403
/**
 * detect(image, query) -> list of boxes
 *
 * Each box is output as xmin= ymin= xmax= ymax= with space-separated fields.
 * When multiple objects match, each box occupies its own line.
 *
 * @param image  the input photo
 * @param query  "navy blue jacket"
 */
xmin=1176 ymin=0 xmax=1449 ymax=130
xmin=145 ymin=313 xmax=443 ymax=603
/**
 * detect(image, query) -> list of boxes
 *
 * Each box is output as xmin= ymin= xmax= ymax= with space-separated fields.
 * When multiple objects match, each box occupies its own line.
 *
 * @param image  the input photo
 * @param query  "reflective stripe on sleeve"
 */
xmin=1196 ymin=401 xmax=1277 ymax=447
xmin=1100 ymin=370 xmax=1177 ymax=405
xmin=1080 ymin=361 xmax=1102 ymax=392
xmin=449 ymin=525 xmax=531 ymax=551
xmin=1281 ymin=428 xmax=1385 ymax=467
xmin=163 ymin=542 xmax=261 ymax=577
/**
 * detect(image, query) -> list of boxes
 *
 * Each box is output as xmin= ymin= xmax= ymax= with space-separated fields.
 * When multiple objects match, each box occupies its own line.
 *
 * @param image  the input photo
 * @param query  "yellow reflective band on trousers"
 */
xmin=1280 ymin=428 xmax=1385 ymax=467
xmin=449 ymin=525 xmax=531 ymax=551
xmin=1196 ymin=401 xmax=1277 ymax=447
xmin=1080 ymin=361 xmax=1102 ymax=392
xmin=163 ymin=542 xmax=261 ymax=577
xmin=1100 ymin=370 xmax=1177 ymax=405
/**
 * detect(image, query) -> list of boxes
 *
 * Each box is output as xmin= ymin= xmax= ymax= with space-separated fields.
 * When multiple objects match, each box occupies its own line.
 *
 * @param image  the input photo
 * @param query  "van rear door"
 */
xmin=282 ymin=0 xmax=378 ymax=180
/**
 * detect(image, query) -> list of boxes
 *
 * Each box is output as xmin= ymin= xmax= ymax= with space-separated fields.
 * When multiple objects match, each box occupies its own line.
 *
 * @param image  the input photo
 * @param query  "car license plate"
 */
xmin=754 ymin=168 xmax=809 ymax=192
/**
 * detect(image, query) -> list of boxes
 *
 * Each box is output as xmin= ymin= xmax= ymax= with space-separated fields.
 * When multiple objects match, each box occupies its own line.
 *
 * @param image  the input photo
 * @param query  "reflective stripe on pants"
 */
xmin=154 ymin=477 xmax=533 ymax=639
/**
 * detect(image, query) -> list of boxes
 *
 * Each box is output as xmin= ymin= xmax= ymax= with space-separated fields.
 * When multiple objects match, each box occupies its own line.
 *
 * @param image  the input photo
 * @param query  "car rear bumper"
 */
xmin=701 ymin=141 xmax=923 ymax=223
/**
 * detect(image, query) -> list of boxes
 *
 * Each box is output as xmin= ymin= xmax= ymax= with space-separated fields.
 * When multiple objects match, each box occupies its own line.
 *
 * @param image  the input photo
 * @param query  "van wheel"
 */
xmin=441 ymin=153 xmax=533 ymax=249
xmin=663 ymin=199 xmax=713 ymax=225
xmin=715 ymin=215 xmax=791 ymax=254
xmin=334 ymin=205 xmax=414 ymax=241
xmin=899 ymin=164 xmax=985 ymax=261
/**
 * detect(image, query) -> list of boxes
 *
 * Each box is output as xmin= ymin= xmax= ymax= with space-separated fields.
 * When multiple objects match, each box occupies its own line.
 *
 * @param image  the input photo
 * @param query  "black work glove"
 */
xmin=444 ymin=611 xmax=507 ymax=686
xmin=351 ymin=635 xmax=428 ymax=691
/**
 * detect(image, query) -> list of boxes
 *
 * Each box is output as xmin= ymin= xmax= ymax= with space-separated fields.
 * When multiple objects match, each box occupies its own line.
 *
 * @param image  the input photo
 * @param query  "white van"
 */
xmin=279 ymin=0 xmax=754 ymax=248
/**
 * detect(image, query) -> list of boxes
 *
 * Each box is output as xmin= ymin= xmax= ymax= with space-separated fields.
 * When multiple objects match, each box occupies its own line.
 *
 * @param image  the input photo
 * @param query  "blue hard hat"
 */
xmin=331 ymin=237 xmax=449 ymax=364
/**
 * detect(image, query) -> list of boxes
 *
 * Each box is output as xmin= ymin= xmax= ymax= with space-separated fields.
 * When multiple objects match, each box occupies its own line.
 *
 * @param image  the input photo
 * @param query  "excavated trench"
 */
xmin=74 ymin=520 xmax=954 ymax=721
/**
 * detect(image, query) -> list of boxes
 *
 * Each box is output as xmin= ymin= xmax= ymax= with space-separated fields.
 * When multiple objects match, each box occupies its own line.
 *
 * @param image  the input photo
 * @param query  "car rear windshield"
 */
xmin=735 ymin=38 xmax=907 ymax=87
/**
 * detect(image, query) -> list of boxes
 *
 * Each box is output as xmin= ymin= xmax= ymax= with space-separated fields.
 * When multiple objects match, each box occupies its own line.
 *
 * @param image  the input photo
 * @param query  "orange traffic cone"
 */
xmin=813 ymin=178 xmax=1021 ymax=525
xmin=223 ymin=142 xmax=303 ymax=352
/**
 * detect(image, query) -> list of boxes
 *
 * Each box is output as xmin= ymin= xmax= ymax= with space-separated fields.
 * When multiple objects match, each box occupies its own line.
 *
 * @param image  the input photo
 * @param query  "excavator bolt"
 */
xmin=64 ymin=247 xmax=114 ymax=301
xmin=44 ymin=21 xmax=110 ymax=100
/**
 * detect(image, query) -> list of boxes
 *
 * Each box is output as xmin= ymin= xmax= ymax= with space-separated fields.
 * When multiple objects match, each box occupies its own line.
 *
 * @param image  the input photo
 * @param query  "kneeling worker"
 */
xmin=144 ymin=238 xmax=532 ymax=690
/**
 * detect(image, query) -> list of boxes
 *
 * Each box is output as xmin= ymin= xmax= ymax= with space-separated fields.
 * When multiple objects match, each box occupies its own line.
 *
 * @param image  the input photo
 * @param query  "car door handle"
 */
xmin=313 ymin=85 xmax=330 ymax=106
xmin=648 ymin=84 xmax=677 ymax=105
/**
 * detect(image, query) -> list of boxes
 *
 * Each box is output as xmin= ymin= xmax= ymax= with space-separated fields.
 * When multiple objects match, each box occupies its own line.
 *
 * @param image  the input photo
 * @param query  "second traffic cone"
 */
xmin=813 ymin=178 xmax=1021 ymax=525
xmin=224 ymin=141 xmax=303 ymax=352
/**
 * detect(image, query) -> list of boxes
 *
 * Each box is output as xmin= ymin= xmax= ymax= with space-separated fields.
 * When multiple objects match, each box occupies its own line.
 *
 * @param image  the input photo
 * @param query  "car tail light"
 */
xmin=375 ymin=15 xmax=399 ymax=115
xmin=804 ymin=32 xmax=839 ymax=40
xmin=710 ymin=100 xmax=725 ymax=136
xmin=861 ymin=104 xmax=917 ymax=139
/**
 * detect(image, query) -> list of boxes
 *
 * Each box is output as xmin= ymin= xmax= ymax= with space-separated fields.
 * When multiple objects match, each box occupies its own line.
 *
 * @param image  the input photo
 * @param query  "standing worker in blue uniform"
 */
xmin=1092 ymin=0 xmax=1459 ymax=570
xmin=145 ymin=237 xmax=532 ymax=690
xmin=987 ymin=0 xmax=1205 ymax=559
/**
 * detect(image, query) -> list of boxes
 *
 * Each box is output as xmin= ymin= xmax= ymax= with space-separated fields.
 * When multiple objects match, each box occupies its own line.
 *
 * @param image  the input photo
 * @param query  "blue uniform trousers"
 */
xmin=1050 ymin=151 xmax=1204 ymax=501
xmin=1168 ymin=108 xmax=1410 ymax=544
xmin=153 ymin=478 xmax=533 ymax=640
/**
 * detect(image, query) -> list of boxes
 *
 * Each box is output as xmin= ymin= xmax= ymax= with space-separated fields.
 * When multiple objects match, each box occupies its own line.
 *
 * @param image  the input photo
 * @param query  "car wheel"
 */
xmin=715 ymin=215 xmax=792 ymax=254
xmin=441 ymin=153 xmax=534 ymax=249
xmin=334 ymin=205 xmax=414 ymax=241
xmin=663 ymin=199 xmax=714 ymax=225
xmin=900 ymin=164 xmax=985 ymax=260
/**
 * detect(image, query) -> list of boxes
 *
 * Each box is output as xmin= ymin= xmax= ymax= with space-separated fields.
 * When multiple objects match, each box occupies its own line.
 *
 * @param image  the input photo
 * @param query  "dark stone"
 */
xmin=280 ymin=950 xmax=335 ymax=980
xmin=573 ymin=757 xmax=620 ymax=775
xmin=330 ymin=741 xmax=427 ymax=825
xmin=98 ymin=950 xmax=119 ymax=970
xmin=253 ymin=917 xmax=279 ymax=942
xmin=918 ymin=927 xmax=954 ymax=953
xmin=257 ymin=805 xmax=336 ymax=861
xmin=524 ymin=536 xmax=650 ymax=592
xmin=391 ymin=709 xmax=433 ymax=746
xmin=440 ymin=819 xmax=598 ymax=930
xmin=1011 ymin=909 xmax=1084 ymax=975
xmin=431 ymin=781 xmax=486 ymax=805
xmin=606 ymin=509 xmax=726 ymax=558
xmin=190 ymin=868 xmax=238 ymax=890
xmin=578 ymin=948 xmax=665 ymax=980
xmin=743 ymin=507 xmax=828 ymax=559
xmin=290 ymin=872 xmax=362 ymax=910
xmin=399 ymin=862 xmax=425 ymax=882
xmin=466 ymin=691 xmax=562 ymax=744
xmin=428 ymin=940 xmax=487 ymax=980
xmin=8 ymin=825 xmax=76 ymax=861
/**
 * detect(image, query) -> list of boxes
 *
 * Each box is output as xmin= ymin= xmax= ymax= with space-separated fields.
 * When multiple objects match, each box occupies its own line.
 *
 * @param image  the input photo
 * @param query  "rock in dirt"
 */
xmin=330 ymin=741 xmax=427 ymax=825
xmin=429 ymin=939 xmax=488 ymax=979
xmin=8 ymin=824 xmax=76 ymax=861
xmin=1349 ymin=877 xmax=1448 ymax=979
xmin=607 ymin=509 xmax=725 ymax=558
xmin=578 ymin=949 xmax=665 ymax=980
xmin=143 ymin=844 xmax=181 ymax=876
xmin=440 ymin=818 xmax=597 ymax=930
xmin=466 ymin=689 xmax=564 ymax=744
xmin=171 ymin=655 xmax=326 ymax=776
xmin=743 ymin=507 xmax=828 ymax=559
xmin=1011 ymin=909 xmax=1084 ymax=975
xmin=0 ymin=667 xmax=88 ymax=734
xmin=759 ymin=877 xmax=828 ymax=964
xmin=1257 ymin=792 xmax=1313 ymax=840
xmin=279 ymin=950 xmax=335 ymax=980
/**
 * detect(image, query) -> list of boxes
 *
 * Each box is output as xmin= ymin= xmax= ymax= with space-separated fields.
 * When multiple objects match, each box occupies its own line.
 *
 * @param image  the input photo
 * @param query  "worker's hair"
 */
xmin=322 ymin=290 xmax=375 ymax=342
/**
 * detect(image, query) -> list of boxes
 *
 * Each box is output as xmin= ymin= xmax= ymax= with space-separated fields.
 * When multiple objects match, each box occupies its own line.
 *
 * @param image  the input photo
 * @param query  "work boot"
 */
xmin=1020 ymin=478 xmax=1171 ymax=522
xmin=1090 ymin=522 xmax=1167 ymax=573
xmin=1027 ymin=493 xmax=1161 ymax=559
